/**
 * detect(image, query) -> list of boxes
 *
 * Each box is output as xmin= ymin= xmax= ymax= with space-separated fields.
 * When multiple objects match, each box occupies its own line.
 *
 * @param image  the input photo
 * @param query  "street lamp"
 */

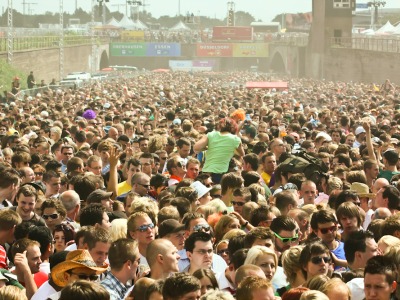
xmin=367 ymin=1 xmax=386 ymax=29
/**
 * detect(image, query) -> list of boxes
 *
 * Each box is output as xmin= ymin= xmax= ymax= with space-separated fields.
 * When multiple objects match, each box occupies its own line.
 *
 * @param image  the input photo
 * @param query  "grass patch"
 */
xmin=0 ymin=58 xmax=26 ymax=92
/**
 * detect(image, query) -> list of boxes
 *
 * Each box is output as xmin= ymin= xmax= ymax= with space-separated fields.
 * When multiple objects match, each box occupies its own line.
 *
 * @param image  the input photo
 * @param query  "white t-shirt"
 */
xmin=31 ymin=281 xmax=56 ymax=300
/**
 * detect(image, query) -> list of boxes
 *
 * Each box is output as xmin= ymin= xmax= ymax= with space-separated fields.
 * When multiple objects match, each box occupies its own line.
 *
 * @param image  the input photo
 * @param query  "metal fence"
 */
xmin=0 ymin=35 xmax=110 ymax=53
xmin=331 ymin=36 xmax=400 ymax=53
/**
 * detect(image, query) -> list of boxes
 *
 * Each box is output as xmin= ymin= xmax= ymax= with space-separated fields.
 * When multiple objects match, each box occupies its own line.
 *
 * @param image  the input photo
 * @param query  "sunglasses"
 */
xmin=136 ymin=223 xmax=155 ymax=232
xmin=34 ymin=172 xmax=43 ymax=176
xmin=274 ymin=232 xmax=298 ymax=244
xmin=231 ymin=201 xmax=245 ymax=206
xmin=68 ymin=272 xmax=99 ymax=281
xmin=311 ymin=256 xmax=331 ymax=264
xmin=217 ymin=249 xmax=229 ymax=256
xmin=42 ymin=213 xmax=59 ymax=220
xmin=193 ymin=224 xmax=211 ymax=233
xmin=319 ymin=225 xmax=337 ymax=234
xmin=283 ymin=183 xmax=298 ymax=191
xmin=137 ymin=183 xmax=150 ymax=189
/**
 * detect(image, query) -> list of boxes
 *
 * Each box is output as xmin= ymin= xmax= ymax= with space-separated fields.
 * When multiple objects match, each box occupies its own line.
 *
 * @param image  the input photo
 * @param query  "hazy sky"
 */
xmin=8 ymin=0 xmax=399 ymax=22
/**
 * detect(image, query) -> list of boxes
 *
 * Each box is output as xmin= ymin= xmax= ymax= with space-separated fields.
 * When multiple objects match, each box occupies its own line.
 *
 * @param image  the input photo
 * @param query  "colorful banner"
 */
xmin=233 ymin=43 xmax=269 ymax=57
xmin=120 ymin=30 xmax=145 ymax=41
xmin=192 ymin=60 xmax=216 ymax=67
xmin=169 ymin=60 xmax=193 ymax=70
xmin=196 ymin=43 xmax=233 ymax=57
xmin=147 ymin=43 xmax=181 ymax=56
xmin=110 ymin=43 xmax=146 ymax=56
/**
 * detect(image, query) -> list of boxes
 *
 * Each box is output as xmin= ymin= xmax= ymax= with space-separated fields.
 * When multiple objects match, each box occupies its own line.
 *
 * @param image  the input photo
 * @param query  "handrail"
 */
xmin=330 ymin=36 xmax=400 ymax=53
xmin=0 ymin=35 xmax=110 ymax=53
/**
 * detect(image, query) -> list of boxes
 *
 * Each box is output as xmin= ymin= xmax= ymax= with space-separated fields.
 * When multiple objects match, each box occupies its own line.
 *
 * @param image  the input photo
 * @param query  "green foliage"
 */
xmin=0 ymin=59 xmax=26 ymax=92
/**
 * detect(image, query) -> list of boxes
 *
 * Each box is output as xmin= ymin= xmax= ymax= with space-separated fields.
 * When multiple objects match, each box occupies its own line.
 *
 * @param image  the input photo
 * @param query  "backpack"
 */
xmin=279 ymin=151 xmax=329 ymax=182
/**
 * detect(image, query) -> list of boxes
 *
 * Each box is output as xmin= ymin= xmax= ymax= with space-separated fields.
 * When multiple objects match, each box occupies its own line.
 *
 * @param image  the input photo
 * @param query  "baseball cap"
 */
xmin=87 ymin=189 xmax=113 ymax=204
xmin=158 ymin=219 xmax=185 ymax=238
xmin=355 ymin=126 xmax=366 ymax=136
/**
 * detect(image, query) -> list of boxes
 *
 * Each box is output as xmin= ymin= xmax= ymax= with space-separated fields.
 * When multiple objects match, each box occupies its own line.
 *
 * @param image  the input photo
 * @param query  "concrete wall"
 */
xmin=323 ymin=48 xmax=400 ymax=84
xmin=0 ymin=44 xmax=109 ymax=83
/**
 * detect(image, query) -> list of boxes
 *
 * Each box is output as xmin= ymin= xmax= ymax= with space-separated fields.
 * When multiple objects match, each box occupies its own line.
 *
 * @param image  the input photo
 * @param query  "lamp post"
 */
xmin=367 ymin=1 xmax=386 ymax=29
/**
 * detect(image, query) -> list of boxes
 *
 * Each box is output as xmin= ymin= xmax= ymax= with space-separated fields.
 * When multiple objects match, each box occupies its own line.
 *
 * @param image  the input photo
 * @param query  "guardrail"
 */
xmin=0 ymin=35 xmax=110 ymax=53
xmin=330 ymin=36 xmax=400 ymax=53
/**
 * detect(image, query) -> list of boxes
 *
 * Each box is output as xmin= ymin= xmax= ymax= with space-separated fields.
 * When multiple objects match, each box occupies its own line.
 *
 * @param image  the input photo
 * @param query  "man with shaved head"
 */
xmin=146 ymin=239 xmax=180 ymax=280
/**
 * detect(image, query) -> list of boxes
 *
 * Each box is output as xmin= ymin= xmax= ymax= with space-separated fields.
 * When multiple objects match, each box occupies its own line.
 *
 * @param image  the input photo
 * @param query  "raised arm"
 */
xmin=193 ymin=135 xmax=209 ymax=153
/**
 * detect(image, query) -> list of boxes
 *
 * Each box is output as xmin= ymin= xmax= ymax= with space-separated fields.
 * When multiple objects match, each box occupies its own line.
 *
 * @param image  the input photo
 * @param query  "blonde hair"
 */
xmin=281 ymin=245 xmax=305 ymax=286
xmin=304 ymin=274 xmax=330 ymax=291
xmin=206 ymin=199 xmax=227 ymax=214
xmin=300 ymin=290 xmax=329 ymax=300
xmin=109 ymin=218 xmax=128 ymax=242
xmin=321 ymin=278 xmax=351 ymax=300
xmin=222 ymin=228 xmax=246 ymax=240
xmin=0 ymin=286 xmax=27 ymax=300
xmin=378 ymin=235 xmax=400 ymax=254
xmin=244 ymin=246 xmax=278 ymax=271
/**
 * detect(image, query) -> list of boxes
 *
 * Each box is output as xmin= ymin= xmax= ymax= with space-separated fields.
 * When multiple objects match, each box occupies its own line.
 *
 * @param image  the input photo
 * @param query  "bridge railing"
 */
xmin=0 ymin=35 xmax=110 ymax=53
xmin=331 ymin=36 xmax=400 ymax=53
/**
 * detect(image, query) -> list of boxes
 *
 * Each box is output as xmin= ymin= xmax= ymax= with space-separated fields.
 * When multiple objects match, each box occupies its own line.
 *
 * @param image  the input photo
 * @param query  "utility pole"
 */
xmin=26 ymin=2 xmax=37 ymax=15
xmin=91 ymin=0 xmax=96 ymax=73
xmin=7 ymin=0 xmax=13 ymax=64
xmin=59 ymin=0 xmax=64 ymax=79
xmin=112 ymin=2 xmax=125 ymax=13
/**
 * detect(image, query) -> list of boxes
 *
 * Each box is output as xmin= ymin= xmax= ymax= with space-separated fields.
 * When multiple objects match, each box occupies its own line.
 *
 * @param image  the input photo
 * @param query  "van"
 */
xmin=66 ymin=72 xmax=91 ymax=81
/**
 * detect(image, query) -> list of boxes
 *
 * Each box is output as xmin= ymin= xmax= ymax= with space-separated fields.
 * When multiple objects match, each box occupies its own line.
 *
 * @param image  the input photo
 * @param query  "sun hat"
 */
xmin=190 ymin=181 xmax=211 ymax=199
xmin=51 ymin=249 xmax=108 ymax=287
xmin=349 ymin=182 xmax=375 ymax=198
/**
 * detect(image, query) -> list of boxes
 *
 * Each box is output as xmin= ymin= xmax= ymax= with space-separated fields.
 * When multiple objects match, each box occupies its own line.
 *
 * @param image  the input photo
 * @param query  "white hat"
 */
xmin=103 ymin=103 xmax=111 ymax=109
xmin=355 ymin=126 xmax=366 ymax=136
xmin=191 ymin=181 xmax=211 ymax=199
xmin=40 ymin=111 xmax=49 ymax=118
xmin=173 ymin=119 xmax=181 ymax=125
xmin=315 ymin=132 xmax=332 ymax=142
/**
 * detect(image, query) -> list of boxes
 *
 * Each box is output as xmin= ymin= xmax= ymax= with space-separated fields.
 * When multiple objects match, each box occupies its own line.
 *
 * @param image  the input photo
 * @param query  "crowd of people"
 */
xmin=0 ymin=71 xmax=399 ymax=300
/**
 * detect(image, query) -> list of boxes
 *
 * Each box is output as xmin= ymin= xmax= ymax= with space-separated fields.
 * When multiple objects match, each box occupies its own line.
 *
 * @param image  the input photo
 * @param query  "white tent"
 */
xmin=170 ymin=21 xmax=191 ymax=31
xmin=107 ymin=17 xmax=120 ymax=27
xmin=132 ymin=19 xmax=148 ymax=30
xmin=119 ymin=15 xmax=136 ymax=29
xmin=375 ymin=21 xmax=396 ymax=34
xmin=393 ymin=23 xmax=400 ymax=35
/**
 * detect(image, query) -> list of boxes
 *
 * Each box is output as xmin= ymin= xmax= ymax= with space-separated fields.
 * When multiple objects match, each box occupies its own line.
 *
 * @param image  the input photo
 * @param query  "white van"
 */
xmin=66 ymin=72 xmax=91 ymax=81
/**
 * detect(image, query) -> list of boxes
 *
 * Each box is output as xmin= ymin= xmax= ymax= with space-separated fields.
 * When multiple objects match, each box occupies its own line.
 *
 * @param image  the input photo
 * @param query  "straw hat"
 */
xmin=51 ymin=250 xmax=108 ymax=287
xmin=349 ymin=182 xmax=375 ymax=198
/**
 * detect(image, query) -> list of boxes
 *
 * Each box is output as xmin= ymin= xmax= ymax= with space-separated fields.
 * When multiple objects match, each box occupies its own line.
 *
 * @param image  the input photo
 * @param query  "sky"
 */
xmin=7 ymin=0 xmax=399 ymax=22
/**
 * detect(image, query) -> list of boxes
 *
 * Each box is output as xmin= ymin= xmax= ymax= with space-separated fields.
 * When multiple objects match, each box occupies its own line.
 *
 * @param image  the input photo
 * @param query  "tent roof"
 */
xmin=107 ymin=17 xmax=120 ymax=27
xmin=375 ymin=21 xmax=396 ymax=34
xmin=170 ymin=20 xmax=191 ymax=31
xmin=132 ymin=19 xmax=148 ymax=30
xmin=119 ymin=15 xmax=135 ymax=28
